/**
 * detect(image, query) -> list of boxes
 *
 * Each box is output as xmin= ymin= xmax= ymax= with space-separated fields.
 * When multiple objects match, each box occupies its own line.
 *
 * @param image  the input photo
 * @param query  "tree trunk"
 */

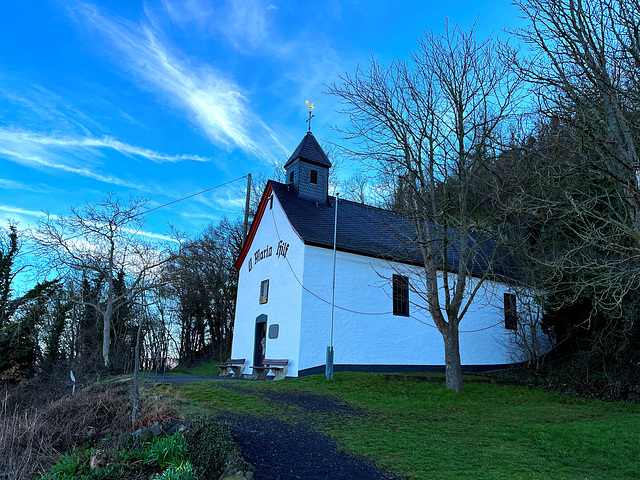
xmin=443 ymin=323 xmax=463 ymax=393
xmin=102 ymin=303 xmax=112 ymax=368
xmin=531 ymin=322 xmax=540 ymax=369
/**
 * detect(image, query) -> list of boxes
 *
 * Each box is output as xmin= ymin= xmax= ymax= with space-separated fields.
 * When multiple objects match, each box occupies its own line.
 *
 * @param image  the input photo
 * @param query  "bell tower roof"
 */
xmin=284 ymin=131 xmax=332 ymax=170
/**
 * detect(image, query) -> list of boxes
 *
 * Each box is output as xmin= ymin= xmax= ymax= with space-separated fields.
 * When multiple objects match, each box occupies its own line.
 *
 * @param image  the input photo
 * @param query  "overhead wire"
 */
xmin=14 ymin=173 xmax=508 ymax=335
xmin=135 ymin=176 xmax=249 ymax=218
xmin=14 ymin=175 xmax=249 ymax=259
xmin=268 ymin=206 xmax=504 ymax=333
xmin=270 ymin=208 xmax=392 ymax=316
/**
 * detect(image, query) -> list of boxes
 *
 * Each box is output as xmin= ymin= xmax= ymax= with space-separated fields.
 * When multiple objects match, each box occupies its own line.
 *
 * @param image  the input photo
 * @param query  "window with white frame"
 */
xmin=260 ymin=279 xmax=269 ymax=304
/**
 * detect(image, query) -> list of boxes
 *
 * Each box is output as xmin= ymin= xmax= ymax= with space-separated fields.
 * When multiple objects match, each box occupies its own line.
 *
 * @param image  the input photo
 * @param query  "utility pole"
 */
xmin=242 ymin=173 xmax=252 ymax=247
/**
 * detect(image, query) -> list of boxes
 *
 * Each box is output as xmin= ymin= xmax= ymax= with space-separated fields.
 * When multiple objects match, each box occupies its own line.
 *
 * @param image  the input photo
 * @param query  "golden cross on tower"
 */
xmin=305 ymin=100 xmax=314 ymax=132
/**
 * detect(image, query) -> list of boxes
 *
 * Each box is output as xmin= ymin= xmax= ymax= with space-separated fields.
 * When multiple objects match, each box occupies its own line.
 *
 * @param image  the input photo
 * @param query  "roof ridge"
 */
xmin=327 ymin=193 xmax=404 ymax=216
xmin=272 ymin=180 xmax=403 ymax=216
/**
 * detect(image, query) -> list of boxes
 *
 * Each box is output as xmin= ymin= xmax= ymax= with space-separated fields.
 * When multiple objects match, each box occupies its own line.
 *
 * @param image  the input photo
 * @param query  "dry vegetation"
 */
xmin=0 ymin=377 xmax=176 ymax=480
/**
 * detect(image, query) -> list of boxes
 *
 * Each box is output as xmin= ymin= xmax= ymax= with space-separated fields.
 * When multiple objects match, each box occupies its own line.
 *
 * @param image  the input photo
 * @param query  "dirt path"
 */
xmin=155 ymin=376 xmax=403 ymax=479
xmin=220 ymin=413 xmax=401 ymax=480
xmin=217 ymin=389 xmax=403 ymax=480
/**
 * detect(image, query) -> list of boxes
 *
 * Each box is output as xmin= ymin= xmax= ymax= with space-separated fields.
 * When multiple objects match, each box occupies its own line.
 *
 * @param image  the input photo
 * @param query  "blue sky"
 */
xmin=0 ymin=0 xmax=523 ymax=241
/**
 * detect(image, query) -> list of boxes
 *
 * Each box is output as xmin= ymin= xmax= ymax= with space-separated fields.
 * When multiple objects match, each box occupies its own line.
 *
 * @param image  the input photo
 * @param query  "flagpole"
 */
xmin=327 ymin=193 xmax=339 ymax=380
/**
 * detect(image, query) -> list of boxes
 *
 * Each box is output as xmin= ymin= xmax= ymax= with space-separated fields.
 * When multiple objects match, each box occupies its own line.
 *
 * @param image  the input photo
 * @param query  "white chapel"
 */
xmin=230 ymin=131 xmax=533 ymax=377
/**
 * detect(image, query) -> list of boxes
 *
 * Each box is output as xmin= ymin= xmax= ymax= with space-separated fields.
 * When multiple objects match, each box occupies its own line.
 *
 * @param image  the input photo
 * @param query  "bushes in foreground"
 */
xmin=0 ymin=380 xmax=174 ymax=479
xmin=37 ymin=433 xmax=197 ymax=480
xmin=35 ymin=421 xmax=247 ymax=480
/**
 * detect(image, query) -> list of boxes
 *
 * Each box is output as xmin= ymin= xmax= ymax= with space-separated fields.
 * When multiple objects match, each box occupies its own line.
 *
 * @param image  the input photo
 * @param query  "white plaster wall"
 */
xmin=298 ymin=246 xmax=521 ymax=373
xmin=230 ymin=194 xmax=305 ymax=376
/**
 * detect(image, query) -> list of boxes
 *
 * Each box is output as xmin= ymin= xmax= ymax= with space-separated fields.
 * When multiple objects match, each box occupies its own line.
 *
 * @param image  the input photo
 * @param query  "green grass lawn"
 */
xmin=175 ymin=372 xmax=640 ymax=480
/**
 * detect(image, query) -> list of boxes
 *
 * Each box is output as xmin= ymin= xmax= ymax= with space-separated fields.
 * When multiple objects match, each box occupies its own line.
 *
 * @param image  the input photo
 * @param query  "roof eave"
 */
xmin=234 ymin=182 xmax=274 ymax=271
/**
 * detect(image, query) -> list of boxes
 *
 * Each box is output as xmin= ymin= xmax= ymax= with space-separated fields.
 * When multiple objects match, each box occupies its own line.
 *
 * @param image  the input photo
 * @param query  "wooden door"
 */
xmin=254 ymin=316 xmax=267 ymax=367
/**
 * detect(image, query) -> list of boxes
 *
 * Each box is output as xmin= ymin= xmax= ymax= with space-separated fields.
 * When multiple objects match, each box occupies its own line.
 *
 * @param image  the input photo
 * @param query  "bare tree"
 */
xmin=165 ymin=217 xmax=242 ymax=365
xmin=35 ymin=194 xmax=174 ymax=368
xmin=329 ymin=23 xmax=521 ymax=392
xmin=340 ymin=171 xmax=376 ymax=205
xmin=514 ymin=0 xmax=640 ymax=236
xmin=501 ymin=0 xmax=640 ymax=323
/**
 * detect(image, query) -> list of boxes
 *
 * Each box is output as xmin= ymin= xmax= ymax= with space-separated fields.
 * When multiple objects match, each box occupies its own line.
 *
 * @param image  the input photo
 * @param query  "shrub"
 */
xmin=185 ymin=421 xmax=238 ymax=478
xmin=38 ymin=434 xmax=193 ymax=479
xmin=0 ymin=394 xmax=57 ymax=479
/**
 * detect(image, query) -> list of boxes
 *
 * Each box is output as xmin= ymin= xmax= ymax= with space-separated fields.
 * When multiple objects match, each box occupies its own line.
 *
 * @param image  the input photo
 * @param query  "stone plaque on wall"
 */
xmin=268 ymin=324 xmax=279 ymax=339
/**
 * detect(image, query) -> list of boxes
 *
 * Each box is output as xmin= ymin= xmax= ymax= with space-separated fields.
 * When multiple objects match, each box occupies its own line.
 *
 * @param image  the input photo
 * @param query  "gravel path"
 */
xmin=217 ymin=388 xmax=404 ymax=480
xmin=220 ymin=413 xmax=401 ymax=480
xmin=156 ymin=375 xmax=404 ymax=479
xmin=256 ymin=390 xmax=362 ymax=416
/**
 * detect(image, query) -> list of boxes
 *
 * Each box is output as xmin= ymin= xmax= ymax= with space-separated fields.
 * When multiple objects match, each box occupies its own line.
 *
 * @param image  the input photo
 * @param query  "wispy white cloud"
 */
xmin=0 ymin=129 xmax=209 ymax=163
xmin=156 ymin=0 xmax=345 ymax=144
xmin=0 ymin=84 xmax=99 ymax=137
xmin=218 ymin=1 xmax=274 ymax=52
xmin=0 ymin=145 xmax=151 ymax=192
xmin=211 ymin=0 xmax=344 ymax=97
xmin=0 ymin=205 xmax=178 ymax=244
xmin=160 ymin=0 xmax=216 ymax=30
xmin=184 ymin=187 xmax=246 ymax=216
xmin=177 ymin=187 xmax=246 ymax=225
xmin=210 ymin=190 xmax=246 ymax=210
xmin=0 ymin=82 xmax=154 ymax=140
xmin=0 ymin=178 xmax=56 ymax=194
xmin=0 ymin=204 xmax=44 ymax=218
xmin=122 ymin=227 xmax=179 ymax=243
xmin=74 ymin=2 xmax=284 ymax=161
xmin=0 ymin=127 xmax=215 ymax=196
xmin=178 ymin=211 xmax=214 ymax=220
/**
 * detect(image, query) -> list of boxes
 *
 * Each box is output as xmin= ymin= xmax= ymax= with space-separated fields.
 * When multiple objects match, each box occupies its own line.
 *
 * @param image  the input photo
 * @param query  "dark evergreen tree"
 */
xmin=43 ymin=285 xmax=73 ymax=367
xmin=0 ymin=224 xmax=59 ymax=377
xmin=167 ymin=217 xmax=242 ymax=365
xmin=77 ymin=273 xmax=103 ymax=364
xmin=0 ymin=224 xmax=19 ymax=329
xmin=110 ymin=269 xmax=138 ymax=373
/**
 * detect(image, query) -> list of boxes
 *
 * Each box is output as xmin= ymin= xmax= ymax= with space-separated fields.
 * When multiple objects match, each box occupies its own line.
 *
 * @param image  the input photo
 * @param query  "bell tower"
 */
xmin=283 ymin=131 xmax=332 ymax=204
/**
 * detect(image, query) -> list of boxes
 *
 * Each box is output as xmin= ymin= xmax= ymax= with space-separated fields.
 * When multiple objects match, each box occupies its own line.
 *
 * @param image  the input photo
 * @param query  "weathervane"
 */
xmin=305 ymin=100 xmax=314 ymax=132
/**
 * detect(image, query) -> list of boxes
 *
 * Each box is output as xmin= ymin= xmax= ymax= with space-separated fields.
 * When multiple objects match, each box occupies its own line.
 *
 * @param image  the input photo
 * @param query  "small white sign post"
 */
xmin=70 ymin=370 xmax=76 ymax=395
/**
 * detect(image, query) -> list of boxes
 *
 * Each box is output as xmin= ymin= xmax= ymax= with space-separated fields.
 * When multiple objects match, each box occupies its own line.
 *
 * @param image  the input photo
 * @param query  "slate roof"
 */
xmin=270 ymin=181 xmax=519 ymax=283
xmin=283 ymin=131 xmax=332 ymax=169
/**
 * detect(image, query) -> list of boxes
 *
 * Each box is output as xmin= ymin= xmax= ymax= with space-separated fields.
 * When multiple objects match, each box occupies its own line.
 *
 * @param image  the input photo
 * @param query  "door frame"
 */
xmin=253 ymin=314 xmax=268 ymax=367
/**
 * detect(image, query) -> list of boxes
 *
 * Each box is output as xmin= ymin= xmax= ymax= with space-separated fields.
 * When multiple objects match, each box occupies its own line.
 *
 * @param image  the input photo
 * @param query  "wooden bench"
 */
xmin=218 ymin=359 xmax=246 ymax=378
xmin=250 ymin=359 xmax=289 ymax=381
